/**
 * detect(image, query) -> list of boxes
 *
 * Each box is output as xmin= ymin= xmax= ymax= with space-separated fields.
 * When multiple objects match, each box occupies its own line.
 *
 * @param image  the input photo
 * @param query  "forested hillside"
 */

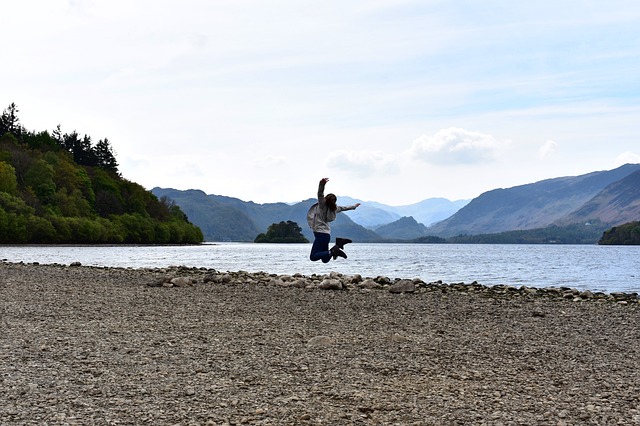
xmin=599 ymin=221 xmax=640 ymax=245
xmin=0 ymin=103 xmax=203 ymax=244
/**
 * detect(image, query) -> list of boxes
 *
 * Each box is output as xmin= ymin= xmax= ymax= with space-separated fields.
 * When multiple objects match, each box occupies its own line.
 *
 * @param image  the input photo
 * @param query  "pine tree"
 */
xmin=94 ymin=138 xmax=119 ymax=172
xmin=0 ymin=103 xmax=23 ymax=139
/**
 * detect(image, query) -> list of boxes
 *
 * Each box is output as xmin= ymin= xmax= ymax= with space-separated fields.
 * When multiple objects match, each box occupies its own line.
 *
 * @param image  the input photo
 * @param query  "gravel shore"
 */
xmin=1 ymin=261 xmax=639 ymax=425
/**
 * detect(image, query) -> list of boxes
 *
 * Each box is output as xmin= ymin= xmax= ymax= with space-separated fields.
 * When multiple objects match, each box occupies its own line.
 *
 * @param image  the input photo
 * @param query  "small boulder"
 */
xmin=170 ymin=277 xmax=192 ymax=287
xmin=389 ymin=279 xmax=416 ymax=294
xmin=358 ymin=279 xmax=382 ymax=290
xmin=319 ymin=279 xmax=343 ymax=290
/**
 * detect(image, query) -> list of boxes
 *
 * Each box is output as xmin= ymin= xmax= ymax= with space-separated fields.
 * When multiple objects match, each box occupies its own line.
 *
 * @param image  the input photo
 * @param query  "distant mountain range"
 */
xmin=428 ymin=163 xmax=640 ymax=237
xmin=338 ymin=196 xmax=469 ymax=228
xmin=152 ymin=163 xmax=640 ymax=242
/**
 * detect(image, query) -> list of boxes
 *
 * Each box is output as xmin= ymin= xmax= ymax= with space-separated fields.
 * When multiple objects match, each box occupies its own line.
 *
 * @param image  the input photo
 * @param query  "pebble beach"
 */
xmin=1 ymin=261 xmax=639 ymax=425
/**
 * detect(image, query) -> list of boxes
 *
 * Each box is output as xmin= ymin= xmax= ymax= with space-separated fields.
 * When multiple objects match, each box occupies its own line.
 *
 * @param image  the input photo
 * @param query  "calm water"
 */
xmin=1 ymin=243 xmax=638 ymax=294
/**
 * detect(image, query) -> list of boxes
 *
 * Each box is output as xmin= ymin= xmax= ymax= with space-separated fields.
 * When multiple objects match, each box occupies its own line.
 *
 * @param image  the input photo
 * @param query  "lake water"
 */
xmin=1 ymin=243 xmax=638 ymax=294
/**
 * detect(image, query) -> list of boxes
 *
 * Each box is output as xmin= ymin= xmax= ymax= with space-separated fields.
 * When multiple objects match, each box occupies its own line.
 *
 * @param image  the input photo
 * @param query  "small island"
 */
xmin=254 ymin=220 xmax=309 ymax=243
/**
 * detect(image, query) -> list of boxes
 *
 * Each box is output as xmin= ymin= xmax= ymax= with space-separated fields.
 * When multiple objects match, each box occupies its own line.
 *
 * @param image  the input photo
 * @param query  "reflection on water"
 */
xmin=1 ymin=243 xmax=638 ymax=294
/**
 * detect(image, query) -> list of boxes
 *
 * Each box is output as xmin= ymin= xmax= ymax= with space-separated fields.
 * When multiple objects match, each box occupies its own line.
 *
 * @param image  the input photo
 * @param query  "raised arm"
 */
xmin=318 ymin=178 xmax=329 ymax=204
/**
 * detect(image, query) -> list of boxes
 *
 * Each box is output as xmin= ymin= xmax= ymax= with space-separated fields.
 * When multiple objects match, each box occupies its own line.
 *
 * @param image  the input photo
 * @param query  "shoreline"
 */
xmin=3 ymin=259 xmax=639 ymax=302
xmin=2 ymin=261 xmax=639 ymax=424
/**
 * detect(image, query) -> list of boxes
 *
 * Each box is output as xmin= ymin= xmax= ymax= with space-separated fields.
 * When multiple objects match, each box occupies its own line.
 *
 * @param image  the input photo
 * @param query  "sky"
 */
xmin=3 ymin=0 xmax=640 ymax=205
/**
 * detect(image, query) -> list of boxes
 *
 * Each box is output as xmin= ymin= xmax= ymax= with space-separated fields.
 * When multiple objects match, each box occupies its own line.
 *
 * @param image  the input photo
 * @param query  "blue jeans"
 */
xmin=310 ymin=232 xmax=332 ymax=263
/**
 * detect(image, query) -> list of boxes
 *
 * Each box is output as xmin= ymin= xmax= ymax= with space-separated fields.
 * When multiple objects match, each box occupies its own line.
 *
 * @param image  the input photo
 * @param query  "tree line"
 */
xmin=0 ymin=103 xmax=203 ymax=244
xmin=1 ymin=103 xmax=118 ymax=172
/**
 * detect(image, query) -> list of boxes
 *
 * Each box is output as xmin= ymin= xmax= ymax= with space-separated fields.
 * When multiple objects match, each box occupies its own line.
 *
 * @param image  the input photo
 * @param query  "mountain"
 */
xmin=153 ymin=163 xmax=640 ymax=242
xmin=369 ymin=198 xmax=470 ymax=226
xmin=426 ymin=164 xmax=640 ymax=238
xmin=336 ymin=196 xmax=401 ymax=228
xmin=375 ymin=216 xmax=428 ymax=240
xmin=557 ymin=169 xmax=640 ymax=226
xmin=150 ymin=189 xmax=260 ymax=241
xmin=152 ymin=188 xmax=381 ymax=242
xmin=336 ymin=196 xmax=469 ymax=228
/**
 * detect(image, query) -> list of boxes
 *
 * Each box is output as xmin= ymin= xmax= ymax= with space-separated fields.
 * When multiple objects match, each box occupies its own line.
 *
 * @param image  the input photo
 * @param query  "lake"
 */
xmin=1 ymin=243 xmax=638 ymax=294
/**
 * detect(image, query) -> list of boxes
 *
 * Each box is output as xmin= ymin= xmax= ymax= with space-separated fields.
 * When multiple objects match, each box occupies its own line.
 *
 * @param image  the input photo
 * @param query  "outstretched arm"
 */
xmin=338 ymin=202 xmax=360 ymax=212
xmin=318 ymin=178 xmax=329 ymax=203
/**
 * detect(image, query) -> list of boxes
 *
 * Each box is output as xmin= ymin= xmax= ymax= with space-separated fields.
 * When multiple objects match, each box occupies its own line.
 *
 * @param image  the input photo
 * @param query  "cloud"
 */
xmin=538 ymin=139 xmax=558 ymax=160
xmin=410 ymin=127 xmax=503 ymax=165
xmin=326 ymin=150 xmax=397 ymax=177
xmin=254 ymin=155 xmax=287 ymax=168
xmin=614 ymin=151 xmax=640 ymax=166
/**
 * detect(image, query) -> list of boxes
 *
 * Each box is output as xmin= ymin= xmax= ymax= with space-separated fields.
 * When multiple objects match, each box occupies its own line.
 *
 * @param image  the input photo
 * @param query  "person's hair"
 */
xmin=325 ymin=193 xmax=337 ymax=211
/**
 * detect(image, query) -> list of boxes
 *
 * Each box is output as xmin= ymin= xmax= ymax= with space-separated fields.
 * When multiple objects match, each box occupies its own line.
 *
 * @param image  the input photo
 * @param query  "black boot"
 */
xmin=330 ymin=246 xmax=347 ymax=260
xmin=335 ymin=237 xmax=352 ymax=249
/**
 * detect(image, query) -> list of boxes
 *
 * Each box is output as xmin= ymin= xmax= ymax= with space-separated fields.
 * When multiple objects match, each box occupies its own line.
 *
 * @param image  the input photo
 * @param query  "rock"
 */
xmin=358 ymin=279 xmax=382 ymax=290
xmin=148 ymin=278 xmax=168 ymax=287
xmin=291 ymin=279 xmax=307 ymax=288
xmin=171 ymin=277 xmax=192 ymax=287
xmin=350 ymin=274 xmax=363 ymax=284
xmin=269 ymin=278 xmax=285 ymax=287
xmin=70 ymin=261 xmax=82 ymax=267
xmin=389 ymin=279 xmax=416 ymax=293
xmin=580 ymin=290 xmax=594 ymax=299
xmin=319 ymin=279 xmax=342 ymax=290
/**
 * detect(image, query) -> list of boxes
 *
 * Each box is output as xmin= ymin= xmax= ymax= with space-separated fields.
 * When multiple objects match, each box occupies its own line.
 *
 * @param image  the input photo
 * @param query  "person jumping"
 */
xmin=307 ymin=177 xmax=360 ymax=263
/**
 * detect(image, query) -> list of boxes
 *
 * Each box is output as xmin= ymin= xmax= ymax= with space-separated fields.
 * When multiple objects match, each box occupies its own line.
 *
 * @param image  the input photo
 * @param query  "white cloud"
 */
xmin=326 ymin=150 xmax=397 ymax=177
xmin=538 ymin=139 xmax=558 ymax=160
xmin=254 ymin=155 xmax=287 ymax=168
xmin=410 ymin=127 xmax=504 ymax=165
xmin=614 ymin=151 xmax=640 ymax=166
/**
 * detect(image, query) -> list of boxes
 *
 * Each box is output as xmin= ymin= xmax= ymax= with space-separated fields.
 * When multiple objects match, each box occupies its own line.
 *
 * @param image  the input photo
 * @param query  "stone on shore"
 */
xmin=388 ymin=279 xmax=416 ymax=293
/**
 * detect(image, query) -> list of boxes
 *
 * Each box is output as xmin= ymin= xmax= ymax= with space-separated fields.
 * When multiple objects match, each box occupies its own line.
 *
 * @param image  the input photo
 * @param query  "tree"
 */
xmin=0 ymin=161 xmax=18 ymax=194
xmin=94 ymin=138 xmax=119 ymax=172
xmin=0 ymin=103 xmax=23 ymax=139
xmin=255 ymin=220 xmax=309 ymax=243
xmin=62 ymin=131 xmax=98 ymax=166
